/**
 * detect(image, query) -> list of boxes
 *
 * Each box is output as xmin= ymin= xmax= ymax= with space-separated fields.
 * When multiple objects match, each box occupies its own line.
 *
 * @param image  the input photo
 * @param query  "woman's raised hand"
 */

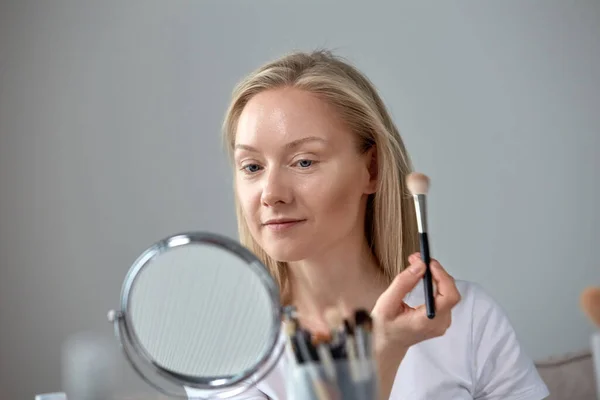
xmin=372 ymin=252 xmax=461 ymax=355
xmin=371 ymin=252 xmax=461 ymax=399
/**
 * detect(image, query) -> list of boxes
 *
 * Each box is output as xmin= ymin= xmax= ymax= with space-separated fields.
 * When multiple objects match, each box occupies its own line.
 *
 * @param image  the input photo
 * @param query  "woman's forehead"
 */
xmin=235 ymin=88 xmax=351 ymax=150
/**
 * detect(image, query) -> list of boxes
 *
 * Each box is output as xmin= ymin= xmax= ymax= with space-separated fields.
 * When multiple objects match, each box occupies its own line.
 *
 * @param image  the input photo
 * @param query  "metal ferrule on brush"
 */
xmin=413 ymin=194 xmax=428 ymax=234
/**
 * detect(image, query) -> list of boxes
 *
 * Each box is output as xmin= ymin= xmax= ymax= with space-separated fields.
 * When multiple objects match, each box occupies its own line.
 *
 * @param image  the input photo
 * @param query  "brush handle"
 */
xmin=419 ymin=232 xmax=436 ymax=319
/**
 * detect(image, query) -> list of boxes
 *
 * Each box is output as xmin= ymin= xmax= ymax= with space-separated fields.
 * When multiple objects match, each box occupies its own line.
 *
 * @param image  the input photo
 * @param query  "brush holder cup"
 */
xmin=286 ymin=359 xmax=378 ymax=400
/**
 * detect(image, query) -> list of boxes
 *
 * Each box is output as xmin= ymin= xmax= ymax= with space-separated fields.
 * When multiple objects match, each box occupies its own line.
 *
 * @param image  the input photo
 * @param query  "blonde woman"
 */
xmin=205 ymin=50 xmax=548 ymax=399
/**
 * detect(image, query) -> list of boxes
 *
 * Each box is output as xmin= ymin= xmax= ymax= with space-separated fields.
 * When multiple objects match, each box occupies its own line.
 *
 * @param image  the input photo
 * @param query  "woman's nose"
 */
xmin=261 ymin=169 xmax=292 ymax=206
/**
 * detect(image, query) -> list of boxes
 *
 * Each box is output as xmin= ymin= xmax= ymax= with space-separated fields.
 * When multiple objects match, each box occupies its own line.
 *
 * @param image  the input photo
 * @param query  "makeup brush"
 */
xmin=580 ymin=286 xmax=600 ymax=327
xmin=335 ymin=302 xmax=360 ymax=372
xmin=354 ymin=310 xmax=372 ymax=359
xmin=283 ymin=319 xmax=303 ymax=364
xmin=312 ymin=332 xmax=336 ymax=381
xmin=294 ymin=328 xmax=331 ymax=400
xmin=324 ymin=308 xmax=344 ymax=347
xmin=406 ymin=172 xmax=436 ymax=319
xmin=341 ymin=318 xmax=361 ymax=382
xmin=283 ymin=307 xmax=305 ymax=364
xmin=283 ymin=307 xmax=331 ymax=400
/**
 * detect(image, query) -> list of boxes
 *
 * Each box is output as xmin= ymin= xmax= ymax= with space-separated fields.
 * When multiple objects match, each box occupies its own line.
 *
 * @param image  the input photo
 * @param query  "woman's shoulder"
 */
xmin=452 ymin=279 xmax=519 ymax=327
xmin=398 ymin=279 xmax=549 ymax=399
xmin=405 ymin=278 xmax=530 ymax=353
xmin=447 ymin=278 xmax=495 ymax=301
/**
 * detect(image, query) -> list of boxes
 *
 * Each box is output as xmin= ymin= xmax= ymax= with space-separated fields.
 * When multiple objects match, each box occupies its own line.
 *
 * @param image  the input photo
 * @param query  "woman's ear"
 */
xmin=365 ymin=145 xmax=378 ymax=194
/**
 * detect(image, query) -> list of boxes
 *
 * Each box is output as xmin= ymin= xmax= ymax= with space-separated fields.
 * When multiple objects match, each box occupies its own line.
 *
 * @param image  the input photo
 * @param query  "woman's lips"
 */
xmin=263 ymin=220 xmax=306 ymax=231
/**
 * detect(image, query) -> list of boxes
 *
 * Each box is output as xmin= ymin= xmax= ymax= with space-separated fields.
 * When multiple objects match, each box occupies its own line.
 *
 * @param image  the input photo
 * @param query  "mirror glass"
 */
xmin=113 ymin=232 xmax=283 ymax=396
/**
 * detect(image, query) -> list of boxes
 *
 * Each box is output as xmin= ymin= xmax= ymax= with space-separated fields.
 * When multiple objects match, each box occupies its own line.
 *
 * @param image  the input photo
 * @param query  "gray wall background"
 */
xmin=1 ymin=1 xmax=599 ymax=398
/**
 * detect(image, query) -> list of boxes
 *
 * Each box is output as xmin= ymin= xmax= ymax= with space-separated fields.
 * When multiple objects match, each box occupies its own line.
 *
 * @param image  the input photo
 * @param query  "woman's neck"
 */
xmin=286 ymin=232 xmax=389 ymax=332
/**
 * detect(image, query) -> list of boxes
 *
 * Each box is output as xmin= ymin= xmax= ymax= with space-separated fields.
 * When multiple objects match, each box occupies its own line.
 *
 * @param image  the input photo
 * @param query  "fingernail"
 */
xmin=409 ymin=262 xmax=424 ymax=274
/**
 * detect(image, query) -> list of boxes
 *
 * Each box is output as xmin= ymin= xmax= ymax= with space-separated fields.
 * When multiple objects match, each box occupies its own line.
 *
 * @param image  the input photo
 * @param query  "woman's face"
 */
xmin=233 ymin=87 xmax=376 ymax=262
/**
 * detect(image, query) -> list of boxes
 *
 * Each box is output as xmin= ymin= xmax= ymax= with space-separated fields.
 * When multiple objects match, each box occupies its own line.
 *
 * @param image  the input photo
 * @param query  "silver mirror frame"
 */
xmin=107 ymin=231 xmax=285 ymax=398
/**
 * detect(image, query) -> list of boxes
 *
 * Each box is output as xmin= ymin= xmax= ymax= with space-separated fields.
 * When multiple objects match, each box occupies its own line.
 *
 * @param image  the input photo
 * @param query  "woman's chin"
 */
xmin=262 ymin=244 xmax=309 ymax=263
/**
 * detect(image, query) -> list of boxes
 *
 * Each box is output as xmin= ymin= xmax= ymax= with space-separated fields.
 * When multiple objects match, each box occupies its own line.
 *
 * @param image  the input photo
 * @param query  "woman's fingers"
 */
xmin=413 ymin=304 xmax=452 ymax=336
xmin=408 ymin=253 xmax=461 ymax=312
xmin=373 ymin=259 xmax=425 ymax=318
xmin=408 ymin=252 xmax=420 ymax=265
xmin=371 ymin=255 xmax=461 ymax=355
xmin=429 ymin=260 xmax=461 ymax=312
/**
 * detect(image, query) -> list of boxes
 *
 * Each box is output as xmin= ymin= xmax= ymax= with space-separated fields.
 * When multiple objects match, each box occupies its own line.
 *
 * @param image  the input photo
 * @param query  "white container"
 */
xmin=34 ymin=393 xmax=67 ymax=400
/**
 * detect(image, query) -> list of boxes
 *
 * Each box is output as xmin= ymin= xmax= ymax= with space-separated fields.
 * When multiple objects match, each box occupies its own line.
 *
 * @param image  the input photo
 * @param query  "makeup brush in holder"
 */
xmin=283 ymin=306 xmax=378 ymax=400
xmin=580 ymin=286 xmax=600 ymax=398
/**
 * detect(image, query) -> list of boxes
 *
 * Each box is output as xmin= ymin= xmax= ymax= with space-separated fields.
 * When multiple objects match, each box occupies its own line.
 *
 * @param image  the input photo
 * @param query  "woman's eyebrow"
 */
xmin=234 ymin=136 xmax=327 ymax=153
xmin=234 ymin=143 xmax=258 ymax=152
xmin=284 ymin=136 xmax=327 ymax=150
xmin=234 ymin=136 xmax=327 ymax=152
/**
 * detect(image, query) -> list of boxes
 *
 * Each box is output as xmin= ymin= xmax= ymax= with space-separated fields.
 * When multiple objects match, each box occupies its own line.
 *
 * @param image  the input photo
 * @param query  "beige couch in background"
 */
xmin=535 ymin=349 xmax=597 ymax=400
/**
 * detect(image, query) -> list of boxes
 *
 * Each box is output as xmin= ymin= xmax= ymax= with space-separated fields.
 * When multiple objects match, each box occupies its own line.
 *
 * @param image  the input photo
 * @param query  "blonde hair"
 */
xmin=222 ymin=49 xmax=419 ymax=304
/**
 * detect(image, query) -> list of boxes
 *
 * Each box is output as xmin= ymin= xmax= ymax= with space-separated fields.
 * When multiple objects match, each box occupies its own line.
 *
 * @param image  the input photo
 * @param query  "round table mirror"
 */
xmin=108 ymin=232 xmax=284 ymax=399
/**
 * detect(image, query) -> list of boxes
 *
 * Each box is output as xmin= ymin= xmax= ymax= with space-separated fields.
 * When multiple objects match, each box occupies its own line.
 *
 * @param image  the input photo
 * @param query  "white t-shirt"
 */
xmin=187 ymin=280 xmax=549 ymax=400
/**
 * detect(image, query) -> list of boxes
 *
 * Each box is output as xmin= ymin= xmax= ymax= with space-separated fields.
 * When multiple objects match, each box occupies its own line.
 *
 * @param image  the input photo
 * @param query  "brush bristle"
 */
xmin=580 ymin=286 xmax=600 ymax=328
xmin=324 ymin=307 xmax=343 ymax=330
xmin=283 ymin=320 xmax=297 ymax=336
xmin=354 ymin=310 xmax=372 ymax=325
xmin=406 ymin=172 xmax=430 ymax=195
xmin=312 ymin=331 xmax=331 ymax=346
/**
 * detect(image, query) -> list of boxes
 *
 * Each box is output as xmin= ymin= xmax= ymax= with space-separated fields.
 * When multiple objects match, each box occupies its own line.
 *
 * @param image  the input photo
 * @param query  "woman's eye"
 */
xmin=296 ymin=159 xmax=314 ymax=168
xmin=242 ymin=164 xmax=262 ymax=173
